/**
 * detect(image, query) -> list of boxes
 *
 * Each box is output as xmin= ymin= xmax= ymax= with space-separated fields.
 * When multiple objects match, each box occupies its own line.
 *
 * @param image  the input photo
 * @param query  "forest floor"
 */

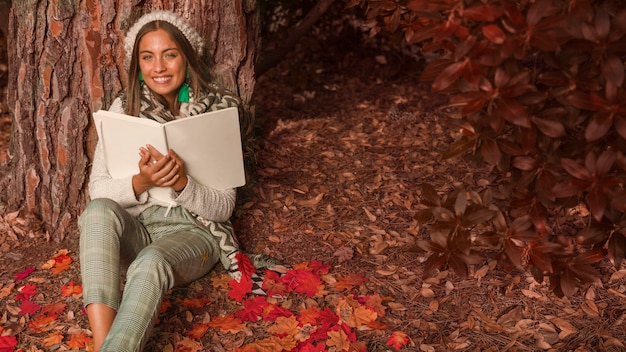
xmin=1 ymin=29 xmax=626 ymax=352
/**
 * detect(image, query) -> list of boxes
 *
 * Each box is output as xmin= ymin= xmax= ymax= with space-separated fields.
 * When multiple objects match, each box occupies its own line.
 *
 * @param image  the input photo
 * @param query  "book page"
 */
xmin=163 ymin=107 xmax=246 ymax=190
xmin=94 ymin=110 xmax=168 ymax=180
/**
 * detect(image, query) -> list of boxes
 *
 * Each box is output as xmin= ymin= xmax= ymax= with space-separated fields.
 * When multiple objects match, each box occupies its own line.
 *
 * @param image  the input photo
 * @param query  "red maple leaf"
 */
xmin=236 ymin=296 xmax=268 ymax=322
xmin=41 ymin=302 xmax=67 ymax=315
xmin=19 ymin=299 xmax=41 ymax=315
xmin=228 ymin=275 xmax=252 ymax=302
xmin=186 ymin=324 xmax=209 ymax=339
xmin=61 ymin=281 xmax=82 ymax=297
xmin=14 ymin=267 xmax=35 ymax=281
xmin=16 ymin=284 xmax=37 ymax=300
xmin=308 ymin=308 xmax=339 ymax=342
xmin=235 ymin=252 xmax=256 ymax=278
xmin=67 ymin=333 xmax=91 ymax=349
xmin=308 ymin=260 xmax=332 ymax=274
xmin=281 ymin=269 xmax=323 ymax=297
xmin=386 ymin=331 xmax=409 ymax=351
xmin=262 ymin=269 xmax=287 ymax=297
xmin=297 ymin=341 xmax=327 ymax=352
xmin=262 ymin=303 xmax=294 ymax=321
xmin=0 ymin=336 xmax=17 ymax=352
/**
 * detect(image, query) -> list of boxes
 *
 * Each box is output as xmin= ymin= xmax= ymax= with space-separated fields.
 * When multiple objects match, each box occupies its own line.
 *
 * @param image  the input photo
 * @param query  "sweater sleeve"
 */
xmin=88 ymin=98 xmax=149 ymax=206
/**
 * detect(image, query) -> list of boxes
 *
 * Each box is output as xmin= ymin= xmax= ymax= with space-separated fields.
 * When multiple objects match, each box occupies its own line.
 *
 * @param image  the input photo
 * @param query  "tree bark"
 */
xmin=1 ymin=0 xmax=258 ymax=240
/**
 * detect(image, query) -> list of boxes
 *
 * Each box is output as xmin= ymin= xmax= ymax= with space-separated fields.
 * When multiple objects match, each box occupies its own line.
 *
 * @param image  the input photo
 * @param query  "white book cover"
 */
xmin=93 ymin=107 xmax=246 ymax=191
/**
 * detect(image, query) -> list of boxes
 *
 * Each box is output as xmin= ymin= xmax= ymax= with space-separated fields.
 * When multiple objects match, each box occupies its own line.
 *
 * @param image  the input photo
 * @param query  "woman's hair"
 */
xmin=125 ymin=20 xmax=215 ymax=116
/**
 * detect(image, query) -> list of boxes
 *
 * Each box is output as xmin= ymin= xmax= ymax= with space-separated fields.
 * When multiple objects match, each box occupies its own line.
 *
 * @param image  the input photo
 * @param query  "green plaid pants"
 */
xmin=79 ymin=198 xmax=221 ymax=352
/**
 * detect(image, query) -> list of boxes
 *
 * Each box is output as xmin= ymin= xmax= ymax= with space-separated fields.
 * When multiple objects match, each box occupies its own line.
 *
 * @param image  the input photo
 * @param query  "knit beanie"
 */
xmin=124 ymin=10 xmax=204 ymax=70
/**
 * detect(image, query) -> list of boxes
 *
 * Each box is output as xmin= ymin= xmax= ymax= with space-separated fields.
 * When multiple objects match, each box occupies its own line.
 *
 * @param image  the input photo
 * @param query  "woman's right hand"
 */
xmin=132 ymin=144 xmax=181 ymax=196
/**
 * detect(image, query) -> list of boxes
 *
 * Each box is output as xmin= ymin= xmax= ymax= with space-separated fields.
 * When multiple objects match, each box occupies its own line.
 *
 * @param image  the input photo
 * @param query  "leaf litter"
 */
xmin=0 ymin=30 xmax=625 ymax=352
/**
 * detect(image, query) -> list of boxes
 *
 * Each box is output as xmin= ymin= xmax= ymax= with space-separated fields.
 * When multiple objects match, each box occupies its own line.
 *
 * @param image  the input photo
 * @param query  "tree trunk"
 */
xmin=1 ymin=0 xmax=258 ymax=240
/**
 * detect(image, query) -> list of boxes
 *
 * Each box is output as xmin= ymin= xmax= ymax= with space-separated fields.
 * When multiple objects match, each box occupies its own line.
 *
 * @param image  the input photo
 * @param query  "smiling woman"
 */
xmin=77 ymin=10 xmax=253 ymax=352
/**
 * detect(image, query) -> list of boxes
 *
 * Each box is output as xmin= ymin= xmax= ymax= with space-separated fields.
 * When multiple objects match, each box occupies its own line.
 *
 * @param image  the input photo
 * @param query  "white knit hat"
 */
xmin=124 ymin=10 xmax=204 ymax=70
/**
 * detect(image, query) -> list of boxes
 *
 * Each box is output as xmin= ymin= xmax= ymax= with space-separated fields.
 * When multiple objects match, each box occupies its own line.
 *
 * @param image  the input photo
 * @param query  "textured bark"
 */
xmin=1 ymin=0 xmax=258 ymax=240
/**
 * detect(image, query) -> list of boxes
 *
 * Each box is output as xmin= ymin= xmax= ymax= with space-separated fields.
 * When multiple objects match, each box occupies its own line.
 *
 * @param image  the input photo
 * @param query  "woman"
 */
xmin=79 ymin=10 xmax=243 ymax=352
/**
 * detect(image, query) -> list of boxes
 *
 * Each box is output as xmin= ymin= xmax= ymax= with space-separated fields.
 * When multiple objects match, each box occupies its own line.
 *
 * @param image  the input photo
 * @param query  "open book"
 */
xmin=93 ymin=107 xmax=246 ymax=195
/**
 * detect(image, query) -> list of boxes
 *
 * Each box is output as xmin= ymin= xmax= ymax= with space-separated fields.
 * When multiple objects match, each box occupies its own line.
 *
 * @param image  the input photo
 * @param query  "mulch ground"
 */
xmin=1 ymin=32 xmax=626 ymax=352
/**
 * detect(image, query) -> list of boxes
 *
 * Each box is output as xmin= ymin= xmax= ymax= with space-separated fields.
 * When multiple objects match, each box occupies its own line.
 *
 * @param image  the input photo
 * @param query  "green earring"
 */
xmin=177 ymin=69 xmax=190 ymax=103
xmin=138 ymin=71 xmax=144 ymax=82
xmin=178 ymin=83 xmax=190 ymax=103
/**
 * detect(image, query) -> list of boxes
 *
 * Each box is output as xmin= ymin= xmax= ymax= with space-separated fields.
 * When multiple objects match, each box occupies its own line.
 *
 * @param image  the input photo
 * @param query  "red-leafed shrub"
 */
xmin=347 ymin=0 xmax=626 ymax=296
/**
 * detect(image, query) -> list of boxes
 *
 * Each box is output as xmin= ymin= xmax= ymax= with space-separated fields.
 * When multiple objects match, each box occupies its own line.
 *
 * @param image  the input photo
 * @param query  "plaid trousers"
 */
xmin=79 ymin=198 xmax=221 ymax=352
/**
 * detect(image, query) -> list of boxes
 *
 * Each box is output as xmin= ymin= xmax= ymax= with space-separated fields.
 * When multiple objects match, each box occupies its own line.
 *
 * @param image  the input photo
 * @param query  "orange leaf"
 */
xmin=298 ymin=306 xmax=321 ymax=326
xmin=186 ymin=324 xmax=209 ymax=339
xmin=67 ymin=333 xmax=91 ymax=349
xmin=346 ymin=306 xmax=377 ymax=329
xmin=41 ymin=302 xmax=67 ymax=315
xmin=42 ymin=331 xmax=64 ymax=347
xmin=239 ymin=335 xmax=296 ymax=352
xmin=28 ymin=314 xmax=59 ymax=332
xmin=334 ymin=273 xmax=367 ymax=291
xmin=326 ymin=329 xmax=351 ymax=351
xmin=181 ymin=297 xmax=211 ymax=308
xmin=365 ymin=293 xmax=386 ymax=317
xmin=160 ymin=300 xmax=172 ymax=313
xmin=206 ymin=314 xmax=245 ymax=334
xmin=386 ymin=331 xmax=409 ymax=351
xmin=267 ymin=316 xmax=299 ymax=337
xmin=61 ymin=281 xmax=82 ymax=297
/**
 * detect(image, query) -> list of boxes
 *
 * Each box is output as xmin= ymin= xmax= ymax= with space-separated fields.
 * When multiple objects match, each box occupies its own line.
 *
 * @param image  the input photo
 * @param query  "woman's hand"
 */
xmin=132 ymin=144 xmax=188 ymax=196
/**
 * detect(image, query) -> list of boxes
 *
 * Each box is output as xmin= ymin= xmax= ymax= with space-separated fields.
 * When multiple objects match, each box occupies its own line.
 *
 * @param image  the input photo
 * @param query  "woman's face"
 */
xmin=138 ymin=28 xmax=187 ymax=109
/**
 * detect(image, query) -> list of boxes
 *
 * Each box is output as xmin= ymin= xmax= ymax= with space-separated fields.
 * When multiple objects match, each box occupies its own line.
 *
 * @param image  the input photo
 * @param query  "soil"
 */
xmin=1 ymin=28 xmax=626 ymax=352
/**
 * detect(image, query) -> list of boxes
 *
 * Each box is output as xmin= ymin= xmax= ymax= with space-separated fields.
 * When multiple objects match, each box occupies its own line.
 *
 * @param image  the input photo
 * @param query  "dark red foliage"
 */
xmin=348 ymin=0 xmax=626 ymax=296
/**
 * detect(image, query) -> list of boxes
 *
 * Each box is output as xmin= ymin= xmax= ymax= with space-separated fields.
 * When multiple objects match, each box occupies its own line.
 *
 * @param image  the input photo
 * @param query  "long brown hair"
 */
xmin=126 ymin=20 xmax=215 ymax=116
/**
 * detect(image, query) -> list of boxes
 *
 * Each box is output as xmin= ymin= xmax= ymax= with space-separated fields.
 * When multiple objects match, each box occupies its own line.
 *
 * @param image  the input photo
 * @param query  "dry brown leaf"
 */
xmin=297 ymin=193 xmax=324 ymax=206
xmin=387 ymin=302 xmax=407 ymax=311
xmin=268 ymin=235 xmax=281 ymax=243
xmin=521 ymin=289 xmax=544 ymax=300
xmin=369 ymin=234 xmax=388 ymax=255
xmin=609 ymin=269 xmax=626 ymax=282
xmin=496 ymin=306 xmax=523 ymax=328
xmin=0 ymin=282 xmax=14 ymax=299
xmin=550 ymin=317 xmax=576 ymax=339
xmin=420 ymin=287 xmax=435 ymax=298
xmin=363 ymin=207 xmax=377 ymax=222
xmin=333 ymin=246 xmax=354 ymax=263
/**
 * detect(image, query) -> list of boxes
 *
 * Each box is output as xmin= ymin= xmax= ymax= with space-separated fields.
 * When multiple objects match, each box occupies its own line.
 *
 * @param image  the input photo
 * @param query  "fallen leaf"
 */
xmin=14 ymin=267 xmax=35 ymax=281
xmin=386 ymin=331 xmax=409 ymax=351
xmin=551 ymin=317 xmax=576 ymax=339
xmin=42 ymin=331 xmax=63 ymax=347
xmin=18 ymin=300 xmax=41 ymax=315
xmin=67 ymin=333 xmax=91 ymax=349
xmin=206 ymin=314 xmax=245 ymax=334
xmin=334 ymin=273 xmax=367 ymax=291
xmin=333 ymin=246 xmax=354 ymax=263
